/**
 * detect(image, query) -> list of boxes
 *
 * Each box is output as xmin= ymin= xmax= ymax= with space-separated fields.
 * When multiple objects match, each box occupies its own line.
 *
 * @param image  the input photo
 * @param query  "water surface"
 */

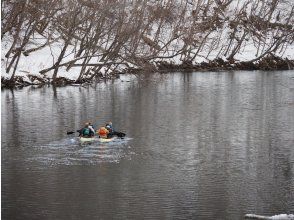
xmin=2 ymin=71 xmax=294 ymax=219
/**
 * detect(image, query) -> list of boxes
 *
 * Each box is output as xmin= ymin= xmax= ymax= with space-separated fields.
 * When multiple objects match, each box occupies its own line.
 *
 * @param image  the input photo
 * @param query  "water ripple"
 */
xmin=27 ymin=137 xmax=134 ymax=165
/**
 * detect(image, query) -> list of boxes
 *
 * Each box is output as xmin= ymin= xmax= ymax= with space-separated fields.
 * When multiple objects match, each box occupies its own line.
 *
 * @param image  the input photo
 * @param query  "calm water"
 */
xmin=2 ymin=71 xmax=294 ymax=220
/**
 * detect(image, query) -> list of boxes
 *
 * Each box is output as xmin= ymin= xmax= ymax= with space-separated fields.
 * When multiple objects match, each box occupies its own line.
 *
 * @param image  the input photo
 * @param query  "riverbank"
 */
xmin=157 ymin=54 xmax=294 ymax=72
xmin=1 ymin=70 xmax=122 ymax=88
xmin=2 ymin=54 xmax=294 ymax=89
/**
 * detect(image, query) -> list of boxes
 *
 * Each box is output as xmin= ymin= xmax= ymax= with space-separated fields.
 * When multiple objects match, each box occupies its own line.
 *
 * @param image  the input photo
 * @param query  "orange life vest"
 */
xmin=97 ymin=127 xmax=109 ymax=138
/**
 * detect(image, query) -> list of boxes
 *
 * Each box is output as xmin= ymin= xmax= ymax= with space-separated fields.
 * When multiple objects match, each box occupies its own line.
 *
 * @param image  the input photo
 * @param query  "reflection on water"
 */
xmin=2 ymin=71 xmax=294 ymax=219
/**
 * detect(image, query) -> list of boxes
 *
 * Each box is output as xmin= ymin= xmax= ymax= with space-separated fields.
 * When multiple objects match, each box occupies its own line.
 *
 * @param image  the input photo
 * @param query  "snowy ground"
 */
xmin=2 ymin=34 xmax=293 ymax=84
xmin=1 ymin=0 xmax=294 ymax=84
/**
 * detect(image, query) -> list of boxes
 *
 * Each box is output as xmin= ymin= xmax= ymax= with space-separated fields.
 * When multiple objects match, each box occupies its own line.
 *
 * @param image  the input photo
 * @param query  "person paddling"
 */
xmin=105 ymin=121 xmax=115 ymax=138
xmin=105 ymin=121 xmax=113 ymax=132
xmin=105 ymin=121 xmax=126 ymax=138
xmin=80 ymin=122 xmax=95 ymax=137
xmin=88 ymin=122 xmax=95 ymax=135
xmin=97 ymin=126 xmax=109 ymax=138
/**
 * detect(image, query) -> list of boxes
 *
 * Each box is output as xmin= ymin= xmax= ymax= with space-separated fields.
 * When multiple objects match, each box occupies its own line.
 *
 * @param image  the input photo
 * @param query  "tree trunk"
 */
xmin=52 ymin=42 xmax=69 ymax=83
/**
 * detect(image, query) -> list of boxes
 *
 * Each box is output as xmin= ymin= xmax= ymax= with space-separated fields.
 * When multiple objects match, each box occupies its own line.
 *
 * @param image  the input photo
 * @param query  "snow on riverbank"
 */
xmin=1 ymin=0 xmax=294 ymax=86
xmin=2 ymin=30 xmax=293 ymax=85
xmin=1 ymin=34 xmax=82 ymax=81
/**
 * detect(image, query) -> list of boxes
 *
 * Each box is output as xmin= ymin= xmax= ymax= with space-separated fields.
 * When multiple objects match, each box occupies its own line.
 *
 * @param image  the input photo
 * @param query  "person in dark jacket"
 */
xmin=79 ymin=122 xmax=94 ymax=137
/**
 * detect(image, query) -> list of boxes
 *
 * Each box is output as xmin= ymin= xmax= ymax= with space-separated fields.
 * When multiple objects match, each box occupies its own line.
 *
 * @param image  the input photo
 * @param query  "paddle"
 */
xmin=107 ymin=131 xmax=126 ymax=139
xmin=66 ymin=130 xmax=81 ymax=135
xmin=114 ymin=131 xmax=126 ymax=138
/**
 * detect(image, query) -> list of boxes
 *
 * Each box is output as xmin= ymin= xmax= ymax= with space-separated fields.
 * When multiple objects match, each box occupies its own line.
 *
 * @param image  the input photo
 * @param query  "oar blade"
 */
xmin=66 ymin=131 xmax=75 ymax=135
xmin=116 ymin=132 xmax=126 ymax=138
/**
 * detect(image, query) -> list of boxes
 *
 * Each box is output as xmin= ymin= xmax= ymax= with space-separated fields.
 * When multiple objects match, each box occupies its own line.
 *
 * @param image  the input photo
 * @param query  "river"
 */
xmin=2 ymin=71 xmax=294 ymax=219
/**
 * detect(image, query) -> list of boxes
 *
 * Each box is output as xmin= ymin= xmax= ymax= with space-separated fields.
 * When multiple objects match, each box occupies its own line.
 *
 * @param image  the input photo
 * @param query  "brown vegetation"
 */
xmin=1 ymin=0 xmax=293 ymax=87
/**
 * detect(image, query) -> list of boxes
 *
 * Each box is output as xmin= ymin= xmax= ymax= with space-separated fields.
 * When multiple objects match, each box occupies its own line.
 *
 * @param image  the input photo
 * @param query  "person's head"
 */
xmin=108 ymin=121 xmax=112 ymax=125
xmin=85 ymin=122 xmax=89 ymax=127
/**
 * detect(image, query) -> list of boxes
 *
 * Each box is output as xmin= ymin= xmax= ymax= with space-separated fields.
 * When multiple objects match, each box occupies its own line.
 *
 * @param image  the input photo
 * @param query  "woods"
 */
xmin=1 ymin=0 xmax=294 ymax=86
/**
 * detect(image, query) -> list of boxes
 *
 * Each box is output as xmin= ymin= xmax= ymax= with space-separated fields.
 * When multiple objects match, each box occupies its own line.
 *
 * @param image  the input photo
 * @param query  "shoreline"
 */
xmin=2 ymin=55 xmax=294 ymax=89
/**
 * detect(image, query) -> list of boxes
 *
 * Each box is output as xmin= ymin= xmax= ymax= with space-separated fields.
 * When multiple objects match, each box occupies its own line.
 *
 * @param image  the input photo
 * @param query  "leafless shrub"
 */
xmin=2 ymin=0 xmax=293 ymax=83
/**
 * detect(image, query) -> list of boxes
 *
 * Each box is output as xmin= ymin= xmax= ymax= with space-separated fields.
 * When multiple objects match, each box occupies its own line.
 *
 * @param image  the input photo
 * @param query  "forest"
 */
xmin=1 ymin=0 xmax=294 ymax=86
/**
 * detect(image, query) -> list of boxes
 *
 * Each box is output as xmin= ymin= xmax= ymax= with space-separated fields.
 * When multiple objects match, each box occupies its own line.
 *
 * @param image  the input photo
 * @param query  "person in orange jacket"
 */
xmin=97 ymin=126 xmax=109 ymax=138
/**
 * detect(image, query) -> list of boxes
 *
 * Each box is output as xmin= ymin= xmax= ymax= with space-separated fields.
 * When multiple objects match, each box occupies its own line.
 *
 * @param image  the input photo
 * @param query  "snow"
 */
xmin=1 ymin=33 xmax=85 ymax=82
xmin=1 ymin=0 xmax=294 ymax=83
xmin=245 ymin=214 xmax=294 ymax=220
xmin=270 ymin=215 xmax=294 ymax=220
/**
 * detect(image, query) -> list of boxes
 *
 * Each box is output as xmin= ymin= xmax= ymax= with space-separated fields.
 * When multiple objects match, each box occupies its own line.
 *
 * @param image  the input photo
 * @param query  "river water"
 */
xmin=2 ymin=71 xmax=294 ymax=219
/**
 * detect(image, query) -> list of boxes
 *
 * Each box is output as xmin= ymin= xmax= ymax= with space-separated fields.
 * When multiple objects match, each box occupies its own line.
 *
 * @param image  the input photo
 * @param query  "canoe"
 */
xmin=98 ymin=137 xmax=116 ymax=143
xmin=79 ymin=136 xmax=116 ymax=143
xmin=79 ymin=136 xmax=95 ymax=142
